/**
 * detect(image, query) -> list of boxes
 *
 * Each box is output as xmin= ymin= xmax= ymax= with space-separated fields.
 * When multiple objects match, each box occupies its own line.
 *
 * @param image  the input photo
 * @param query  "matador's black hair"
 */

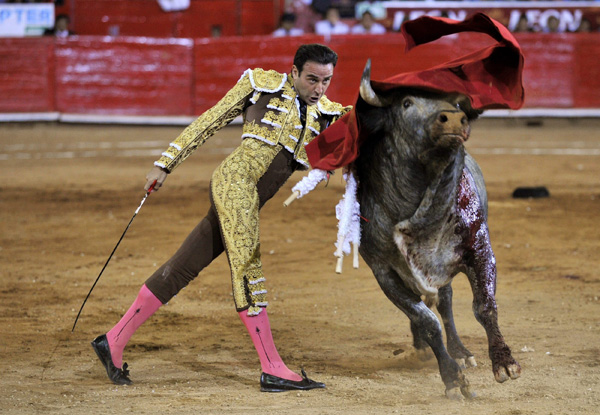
xmin=293 ymin=44 xmax=338 ymax=73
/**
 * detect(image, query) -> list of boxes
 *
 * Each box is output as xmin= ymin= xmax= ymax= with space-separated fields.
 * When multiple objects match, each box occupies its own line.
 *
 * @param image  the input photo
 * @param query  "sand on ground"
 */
xmin=0 ymin=118 xmax=599 ymax=414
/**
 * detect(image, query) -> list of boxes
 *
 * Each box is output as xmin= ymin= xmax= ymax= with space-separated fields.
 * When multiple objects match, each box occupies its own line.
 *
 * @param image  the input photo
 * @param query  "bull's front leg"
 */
xmin=458 ymin=169 xmax=520 ymax=383
xmin=463 ymin=223 xmax=521 ymax=383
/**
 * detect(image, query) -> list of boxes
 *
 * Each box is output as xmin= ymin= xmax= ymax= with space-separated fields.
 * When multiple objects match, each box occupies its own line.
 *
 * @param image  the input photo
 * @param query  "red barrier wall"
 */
xmin=1 ymin=33 xmax=599 ymax=116
xmin=0 ymin=37 xmax=55 ymax=112
xmin=53 ymin=36 xmax=194 ymax=115
xmin=194 ymin=32 xmax=600 ymax=113
xmin=572 ymin=35 xmax=600 ymax=108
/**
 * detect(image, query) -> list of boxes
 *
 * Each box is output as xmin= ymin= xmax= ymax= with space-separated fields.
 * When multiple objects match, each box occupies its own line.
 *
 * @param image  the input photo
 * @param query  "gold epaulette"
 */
xmin=317 ymin=95 xmax=353 ymax=118
xmin=244 ymin=68 xmax=288 ymax=93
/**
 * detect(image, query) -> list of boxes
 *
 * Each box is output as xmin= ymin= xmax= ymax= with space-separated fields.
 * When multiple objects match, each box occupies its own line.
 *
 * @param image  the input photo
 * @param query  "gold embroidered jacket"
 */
xmin=154 ymin=68 xmax=352 ymax=172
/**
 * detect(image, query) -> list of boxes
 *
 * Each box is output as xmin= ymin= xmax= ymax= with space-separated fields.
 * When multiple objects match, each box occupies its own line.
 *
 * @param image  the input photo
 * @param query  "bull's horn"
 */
xmin=360 ymin=59 xmax=385 ymax=107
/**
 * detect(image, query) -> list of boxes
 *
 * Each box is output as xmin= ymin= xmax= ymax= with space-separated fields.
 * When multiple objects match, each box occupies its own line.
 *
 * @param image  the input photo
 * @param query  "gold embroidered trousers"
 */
xmin=212 ymin=139 xmax=280 ymax=315
xmin=145 ymin=139 xmax=299 ymax=315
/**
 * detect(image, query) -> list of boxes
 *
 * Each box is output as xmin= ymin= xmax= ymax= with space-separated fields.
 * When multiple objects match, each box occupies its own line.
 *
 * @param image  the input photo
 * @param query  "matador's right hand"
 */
xmin=145 ymin=166 xmax=168 ymax=192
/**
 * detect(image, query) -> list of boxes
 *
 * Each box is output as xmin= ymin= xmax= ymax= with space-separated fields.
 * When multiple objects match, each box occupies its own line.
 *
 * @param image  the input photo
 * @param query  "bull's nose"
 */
xmin=438 ymin=111 xmax=467 ymax=125
xmin=435 ymin=110 xmax=470 ymax=141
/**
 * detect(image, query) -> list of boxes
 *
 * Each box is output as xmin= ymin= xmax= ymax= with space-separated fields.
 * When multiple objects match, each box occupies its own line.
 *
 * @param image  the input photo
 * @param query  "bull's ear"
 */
xmin=360 ymin=59 xmax=386 ymax=107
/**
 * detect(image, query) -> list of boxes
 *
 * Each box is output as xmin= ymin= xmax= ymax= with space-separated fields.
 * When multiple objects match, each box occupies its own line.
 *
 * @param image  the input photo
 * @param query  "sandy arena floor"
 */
xmin=0 ymin=118 xmax=599 ymax=414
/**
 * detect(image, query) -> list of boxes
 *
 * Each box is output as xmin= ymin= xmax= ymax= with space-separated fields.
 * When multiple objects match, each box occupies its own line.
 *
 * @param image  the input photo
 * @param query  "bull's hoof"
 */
xmin=445 ymin=386 xmax=476 ymax=401
xmin=455 ymin=356 xmax=477 ymax=369
xmin=494 ymin=363 xmax=521 ymax=383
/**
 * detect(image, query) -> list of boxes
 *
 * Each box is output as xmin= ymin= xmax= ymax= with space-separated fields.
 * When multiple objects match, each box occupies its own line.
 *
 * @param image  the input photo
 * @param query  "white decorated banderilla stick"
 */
xmin=334 ymin=223 xmax=361 ymax=273
xmin=283 ymin=191 xmax=300 ymax=207
xmin=335 ymin=237 xmax=345 ymax=274
xmin=334 ymin=171 xmax=360 ymax=274
xmin=283 ymin=169 xmax=329 ymax=207
xmin=335 ymin=243 xmax=360 ymax=273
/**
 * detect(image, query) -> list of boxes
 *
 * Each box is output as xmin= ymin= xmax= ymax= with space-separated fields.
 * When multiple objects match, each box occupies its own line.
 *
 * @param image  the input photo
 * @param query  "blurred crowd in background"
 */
xmin=280 ymin=0 xmax=598 ymax=35
xmin=1 ymin=0 xmax=598 ymax=37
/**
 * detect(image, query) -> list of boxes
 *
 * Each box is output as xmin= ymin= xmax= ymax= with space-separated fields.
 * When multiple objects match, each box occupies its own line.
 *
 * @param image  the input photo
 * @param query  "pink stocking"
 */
xmin=238 ymin=309 xmax=302 ymax=381
xmin=106 ymin=284 xmax=163 ymax=368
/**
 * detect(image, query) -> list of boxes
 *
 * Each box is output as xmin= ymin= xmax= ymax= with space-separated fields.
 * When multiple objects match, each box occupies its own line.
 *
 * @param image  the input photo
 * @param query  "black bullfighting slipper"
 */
xmin=91 ymin=334 xmax=132 ymax=385
xmin=260 ymin=369 xmax=326 ymax=392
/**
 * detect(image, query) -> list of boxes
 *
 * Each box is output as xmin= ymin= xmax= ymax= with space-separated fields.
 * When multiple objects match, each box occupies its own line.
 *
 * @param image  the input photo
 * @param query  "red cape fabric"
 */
xmin=306 ymin=13 xmax=525 ymax=171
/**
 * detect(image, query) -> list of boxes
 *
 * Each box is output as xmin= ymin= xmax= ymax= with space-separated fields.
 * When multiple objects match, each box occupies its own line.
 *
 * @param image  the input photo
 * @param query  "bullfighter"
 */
xmin=91 ymin=43 xmax=351 ymax=392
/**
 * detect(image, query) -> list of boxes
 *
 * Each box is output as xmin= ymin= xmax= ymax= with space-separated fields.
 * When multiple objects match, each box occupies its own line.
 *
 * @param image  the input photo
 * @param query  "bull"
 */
xmin=352 ymin=61 xmax=521 ymax=399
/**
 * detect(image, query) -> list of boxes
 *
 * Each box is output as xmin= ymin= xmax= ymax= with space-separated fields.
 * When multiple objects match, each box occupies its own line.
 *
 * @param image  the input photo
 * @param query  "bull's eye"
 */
xmin=402 ymin=99 xmax=412 ymax=109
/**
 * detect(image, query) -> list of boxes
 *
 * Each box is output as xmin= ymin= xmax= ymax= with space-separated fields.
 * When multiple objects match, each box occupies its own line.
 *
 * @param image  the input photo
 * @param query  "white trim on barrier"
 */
xmin=0 ymin=112 xmax=60 ymax=122
xmin=59 ymin=113 xmax=199 ymax=125
xmin=57 ymin=113 xmax=244 ymax=125
xmin=481 ymin=108 xmax=600 ymax=118
xmin=1 ymin=109 xmax=600 ymax=124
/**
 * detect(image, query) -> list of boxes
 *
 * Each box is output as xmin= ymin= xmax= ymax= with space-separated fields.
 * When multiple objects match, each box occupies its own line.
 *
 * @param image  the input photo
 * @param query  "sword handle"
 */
xmin=147 ymin=179 xmax=158 ymax=193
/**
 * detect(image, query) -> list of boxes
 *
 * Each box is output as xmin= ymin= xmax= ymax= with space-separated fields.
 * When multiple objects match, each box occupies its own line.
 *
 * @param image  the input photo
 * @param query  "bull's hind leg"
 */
xmin=372 ymin=267 xmax=475 ymax=399
xmin=436 ymin=284 xmax=477 ymax=369
xmin=409 ymin=320 xmax=434 ymax=361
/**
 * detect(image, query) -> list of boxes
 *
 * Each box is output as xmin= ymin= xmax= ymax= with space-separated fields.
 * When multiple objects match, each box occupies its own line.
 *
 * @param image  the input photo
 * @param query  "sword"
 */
xmin=71 ymin=180 xmax=157 ymax=332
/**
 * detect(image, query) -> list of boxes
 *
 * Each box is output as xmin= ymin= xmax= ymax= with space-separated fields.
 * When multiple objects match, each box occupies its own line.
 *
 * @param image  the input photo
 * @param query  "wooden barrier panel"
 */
xmin=572 ymin=35 xmax=600 ymax=108
xmin=0 ymin=37 xmax=55 ymax=112
xmin=193 ymin=33 xmax=600 ymax=113
xmin=54 ymin=36 xmax=194 ymax=115
xmin=192 ymin=33 xmax=495 ymax=113
xmin=1 ymin=33 xmax=599 ymax=117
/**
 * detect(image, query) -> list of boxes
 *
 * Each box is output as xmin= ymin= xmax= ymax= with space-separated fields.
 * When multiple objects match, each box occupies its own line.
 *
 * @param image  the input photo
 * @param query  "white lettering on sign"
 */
xmin=387 ymin=3 xmax=591 ymax=33
xmin=0 ymin=4 xmax=55 ymax=37
xmin=508 ymin=9 xmax=583 ymax=33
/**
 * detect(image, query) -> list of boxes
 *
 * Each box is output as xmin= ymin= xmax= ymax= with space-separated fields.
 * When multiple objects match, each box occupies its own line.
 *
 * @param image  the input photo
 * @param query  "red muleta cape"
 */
xmin=305 ymin=12 xmax=525 ymax=171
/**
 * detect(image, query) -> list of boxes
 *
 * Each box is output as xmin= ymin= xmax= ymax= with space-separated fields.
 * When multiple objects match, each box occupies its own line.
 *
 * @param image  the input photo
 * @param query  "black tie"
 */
xmin=299 ymin=99 xmax=307 ymax=126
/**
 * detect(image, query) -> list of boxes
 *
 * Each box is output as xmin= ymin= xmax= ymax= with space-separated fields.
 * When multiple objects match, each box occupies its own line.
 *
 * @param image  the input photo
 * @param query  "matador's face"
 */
xmin=291 ymin=61 xmax=334 ymax=106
